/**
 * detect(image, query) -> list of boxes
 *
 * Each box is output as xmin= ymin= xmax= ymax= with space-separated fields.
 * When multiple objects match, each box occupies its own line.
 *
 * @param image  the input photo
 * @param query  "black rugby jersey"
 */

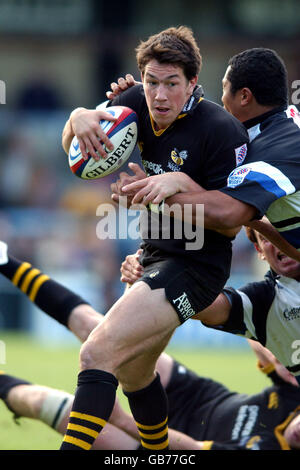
xmin=221 ymin=106 xmax=300 ymax=251
xmin=207 ymin=270 xmax=300 ymax=381
xmin=110 ymin=84 xmax=249 ymax=271
xmin=168 ymin=360 xmax=300 ymax=450
xmin=201 ymin=380 xmax=300 ymax=450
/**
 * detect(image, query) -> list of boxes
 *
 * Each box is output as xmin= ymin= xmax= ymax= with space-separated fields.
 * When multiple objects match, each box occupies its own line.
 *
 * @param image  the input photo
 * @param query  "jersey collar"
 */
xmin=274 ymin=405 xmax=300 ymax=450
xmin=149 ymin=85 xmax=204 ymax=136
xmin=243 ymin=106 xmax=286 ymax=130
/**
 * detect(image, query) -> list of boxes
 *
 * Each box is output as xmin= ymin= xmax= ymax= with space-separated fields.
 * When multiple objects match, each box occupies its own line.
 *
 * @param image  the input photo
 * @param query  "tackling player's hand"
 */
xmin=120 ymin=249 xmax=144 ymax=285
xmin=121 ymin=171 xmax=201 ymax=205
xmin=106 ymin=74 xmax=139 ymax=100
xmin=70 ymin=108 xmax=117 ymax=161
xmin=111 ymin=163 xmax=147 ymax=207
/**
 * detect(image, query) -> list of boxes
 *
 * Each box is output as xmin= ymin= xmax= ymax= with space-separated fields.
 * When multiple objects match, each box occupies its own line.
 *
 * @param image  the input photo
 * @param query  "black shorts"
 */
xmin=165 ymin=360 xmax=231 ymax=440
xmin=137 ymin=252 xmax=226 ymax=323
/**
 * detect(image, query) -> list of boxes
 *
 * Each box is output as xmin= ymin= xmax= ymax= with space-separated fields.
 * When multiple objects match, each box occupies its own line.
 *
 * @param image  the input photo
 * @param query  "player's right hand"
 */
xmin=120 ymin=249 xmax=144 ymax=284
xmin=70 ymin=108 xmax=117 ymax=161
xmin=106 ymin=74 xmax=139 ymax=100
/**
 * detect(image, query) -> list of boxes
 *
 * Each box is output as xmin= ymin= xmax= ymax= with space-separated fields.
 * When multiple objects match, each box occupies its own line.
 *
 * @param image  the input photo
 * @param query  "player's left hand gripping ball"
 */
xmin=68 ymin=106 xmax=138 ymax=179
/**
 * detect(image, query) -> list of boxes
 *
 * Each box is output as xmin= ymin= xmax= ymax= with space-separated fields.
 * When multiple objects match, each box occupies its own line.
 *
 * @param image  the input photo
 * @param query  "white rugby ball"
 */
xmin=68 ymin=106 xmax=138 ymax=179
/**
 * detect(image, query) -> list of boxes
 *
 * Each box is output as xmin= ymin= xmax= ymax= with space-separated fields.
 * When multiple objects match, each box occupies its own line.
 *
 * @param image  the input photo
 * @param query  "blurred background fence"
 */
xmin=0 ymin=0 xmax=299 ymax=348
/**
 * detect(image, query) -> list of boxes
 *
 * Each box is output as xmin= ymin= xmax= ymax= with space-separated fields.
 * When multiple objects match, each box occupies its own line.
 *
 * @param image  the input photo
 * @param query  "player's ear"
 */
xmin=254 ymin=243 xmax=265 ymax=260
xmin=188 ymin=76 xmax=198 ymax=93
xmin=240 ymin=87 xmax=253 ymax=106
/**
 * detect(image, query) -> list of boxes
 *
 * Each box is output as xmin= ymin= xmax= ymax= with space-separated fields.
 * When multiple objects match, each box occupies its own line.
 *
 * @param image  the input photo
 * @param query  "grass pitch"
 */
xmin=0 ymin=332 xmax=269 ymax=450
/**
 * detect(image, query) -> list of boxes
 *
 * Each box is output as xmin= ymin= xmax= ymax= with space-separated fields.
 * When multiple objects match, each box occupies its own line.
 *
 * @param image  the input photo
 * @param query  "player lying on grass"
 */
xmin=121 ymin=218 xmax=300 ymax=383
xmin=0 ymin=239 xmax=300 ymax=449
xmin=1 ymin=342 xmax=300 ymax=450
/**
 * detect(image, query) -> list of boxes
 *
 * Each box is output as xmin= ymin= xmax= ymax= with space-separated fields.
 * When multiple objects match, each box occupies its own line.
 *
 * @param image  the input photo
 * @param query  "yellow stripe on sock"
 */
xmin=138 ymin=428 xmax=168 ymax=440
xmin=63 ymin=435 xmax=91 ymax=450
xmin=67 ymin=423 xmax=99 ymax=439
xmin=136 ymin=417 xmax=168 ymax=430
xmin=12 ymin=262 xmax=31 ymax=286
xmin=28 ymin=274 xmax=50 ymax=301
xmin=141 ymin=439 xmax=169 ymax=450
xmin=70 ymin=411 xmax=107 ymax=428
xmin=20 ymin=268 xmax=41 ymax=294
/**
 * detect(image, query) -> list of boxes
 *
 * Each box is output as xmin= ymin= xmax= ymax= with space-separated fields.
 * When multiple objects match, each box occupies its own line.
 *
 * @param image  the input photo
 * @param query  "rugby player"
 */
xmin=120 ymin=48 xmax=300 ymax=261
xmin=1 ymin=345 xmax=300 ymax=450
xmin=60 ymin=26 xmax=249 ymax=450
xmin=121 ymin=219 xmax=300 ymax=383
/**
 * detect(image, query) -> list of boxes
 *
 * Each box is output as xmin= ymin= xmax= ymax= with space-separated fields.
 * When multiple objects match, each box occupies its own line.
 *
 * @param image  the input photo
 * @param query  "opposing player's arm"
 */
xmin=165 ymin=189 xmax=257 ymax=229
xmin=249 ymin=340 xmax=299 ymax=386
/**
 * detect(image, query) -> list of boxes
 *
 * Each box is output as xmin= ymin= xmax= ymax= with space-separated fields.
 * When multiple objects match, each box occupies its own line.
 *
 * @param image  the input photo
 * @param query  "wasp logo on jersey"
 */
xmin=168 ymin=148 xmax=188 ymax=171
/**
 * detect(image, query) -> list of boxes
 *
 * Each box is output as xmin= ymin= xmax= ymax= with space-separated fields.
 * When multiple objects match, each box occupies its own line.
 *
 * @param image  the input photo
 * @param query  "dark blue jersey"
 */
xmin=221 ymin=106 xmax=300 ymax=251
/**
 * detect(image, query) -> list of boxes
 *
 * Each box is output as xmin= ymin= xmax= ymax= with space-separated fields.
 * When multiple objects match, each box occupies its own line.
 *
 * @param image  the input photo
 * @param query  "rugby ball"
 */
xmin=68 ymin=106 xmax=138 ymax=179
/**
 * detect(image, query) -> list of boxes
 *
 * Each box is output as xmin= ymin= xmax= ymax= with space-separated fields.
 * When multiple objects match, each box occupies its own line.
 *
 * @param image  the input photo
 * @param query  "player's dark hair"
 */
xmin=227 ymin=48 xmax=288 ymax=107
xmin=136 ymin=26 xmax=202 ymax=81
xmin=244 ymin=226 xmax=258 ymax=244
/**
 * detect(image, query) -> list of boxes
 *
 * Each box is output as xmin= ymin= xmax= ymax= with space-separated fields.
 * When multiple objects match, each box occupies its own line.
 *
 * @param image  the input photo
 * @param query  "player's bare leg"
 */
xmin=60 ymin=282 xmax=180 ymax=450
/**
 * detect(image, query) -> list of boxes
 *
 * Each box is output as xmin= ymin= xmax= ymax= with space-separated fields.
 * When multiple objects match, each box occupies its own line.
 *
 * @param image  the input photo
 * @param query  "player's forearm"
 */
xmin=165 ymin=190 xmax=256 ymax=230
xmin=247 ymin=219 xmax=300 ymax=262
xmin=168 ymin=429 xmax=203 ymax=450
xmin=62 ymin=118 xmax=74 ymax=155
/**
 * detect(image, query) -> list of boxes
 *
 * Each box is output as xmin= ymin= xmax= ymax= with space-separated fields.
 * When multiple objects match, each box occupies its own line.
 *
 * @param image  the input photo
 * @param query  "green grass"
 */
xmin=0 ymin=332 xmax=270 ymax=450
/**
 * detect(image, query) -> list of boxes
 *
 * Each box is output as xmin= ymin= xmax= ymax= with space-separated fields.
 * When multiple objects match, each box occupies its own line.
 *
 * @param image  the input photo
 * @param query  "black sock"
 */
xmin=0 ymin=255 xmax=88 ymax=327
xmin=60 ymin=369 xmax=118 ymax=450
xmin=0 ymin=371 xmax=31 ymax=414
xmin=124 ymin=373 xmax=169 ymax=450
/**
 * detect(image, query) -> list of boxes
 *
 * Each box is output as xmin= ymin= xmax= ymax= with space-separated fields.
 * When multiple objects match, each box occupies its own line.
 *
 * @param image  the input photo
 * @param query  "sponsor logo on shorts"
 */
xmin=172 ymin=292 xmax=195 ymax=320
xmin=149 ymin=270 xmax=159 ymax=278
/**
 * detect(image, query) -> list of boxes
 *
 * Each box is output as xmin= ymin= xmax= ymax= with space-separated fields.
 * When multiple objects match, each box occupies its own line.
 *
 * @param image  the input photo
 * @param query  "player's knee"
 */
xmin=79 ymin=337 xmax=120 ymax=374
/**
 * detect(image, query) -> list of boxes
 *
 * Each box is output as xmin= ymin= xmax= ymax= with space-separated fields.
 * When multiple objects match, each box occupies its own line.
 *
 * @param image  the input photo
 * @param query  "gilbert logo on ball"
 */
xmin=68 ymin=106 xmax=138 ymax=179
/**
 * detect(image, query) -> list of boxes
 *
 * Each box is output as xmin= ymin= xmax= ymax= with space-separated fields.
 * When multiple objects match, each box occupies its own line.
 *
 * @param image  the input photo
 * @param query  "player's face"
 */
xmin=221 ymin=66 xmax=244 ymax=122
xmin=284 ymin=413 xmax=300 ymax=449
xmin=142 ymin=60 xmax=198 ymax=131
xmin=256 ymin=233 xmax=300 ymax=281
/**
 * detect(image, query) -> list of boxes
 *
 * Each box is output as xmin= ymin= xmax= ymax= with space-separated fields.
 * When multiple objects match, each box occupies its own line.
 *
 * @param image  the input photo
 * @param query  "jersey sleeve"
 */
xmin=205 ymin=278 xmax=276 ymax=346
xmin=110 ymin=84 xmax=145 ymax=116
xmin=219 ymin=160 xmax=297 ymax=218
xmin=199 ymin=113 xmax=249 ymax=190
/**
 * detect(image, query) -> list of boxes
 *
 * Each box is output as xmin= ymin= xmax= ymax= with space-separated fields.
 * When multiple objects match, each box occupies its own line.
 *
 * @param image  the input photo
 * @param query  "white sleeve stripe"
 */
xmin=238 ymin=161 xmax=295 ymax=195
xmin=237 ymin=290 xmax=257 ymax=339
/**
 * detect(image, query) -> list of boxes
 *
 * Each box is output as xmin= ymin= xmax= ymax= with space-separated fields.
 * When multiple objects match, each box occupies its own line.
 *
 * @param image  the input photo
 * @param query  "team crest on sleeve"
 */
xmin=234 ymin=143 xmax=247 ymax=166
xmin=227 ymin=166 xmax=251 ymax=188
